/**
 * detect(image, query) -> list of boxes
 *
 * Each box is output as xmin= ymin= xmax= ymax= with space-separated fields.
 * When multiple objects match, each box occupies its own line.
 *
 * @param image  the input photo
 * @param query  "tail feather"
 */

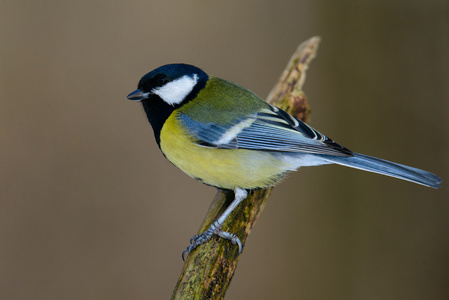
xmin=320 ymin=153 xmax=442 ymax=189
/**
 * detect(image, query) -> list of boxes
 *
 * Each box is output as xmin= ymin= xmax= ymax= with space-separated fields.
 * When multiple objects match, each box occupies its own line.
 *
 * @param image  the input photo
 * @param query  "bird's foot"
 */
xmin=182 ymin=220 xmax=242 ymax=261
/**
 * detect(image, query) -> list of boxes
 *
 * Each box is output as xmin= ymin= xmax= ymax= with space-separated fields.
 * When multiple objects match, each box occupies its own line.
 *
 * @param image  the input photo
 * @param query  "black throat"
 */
xmin=140 ymin=97 xmax=174 ymax=147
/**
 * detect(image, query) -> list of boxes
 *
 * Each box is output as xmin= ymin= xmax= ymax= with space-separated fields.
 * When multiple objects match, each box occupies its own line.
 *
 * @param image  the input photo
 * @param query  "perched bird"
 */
xmin=127 ymin=63 xmax=441 ymax=260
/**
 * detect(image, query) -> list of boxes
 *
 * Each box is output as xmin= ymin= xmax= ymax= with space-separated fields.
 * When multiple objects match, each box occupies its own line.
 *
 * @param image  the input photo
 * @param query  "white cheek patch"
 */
xmin=152 ymin=74 xmax=199 ymax=105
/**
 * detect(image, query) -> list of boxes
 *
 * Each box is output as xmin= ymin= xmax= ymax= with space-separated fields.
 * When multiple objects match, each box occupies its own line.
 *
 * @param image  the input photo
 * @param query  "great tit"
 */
xmin=127 ymin=63 xmax=441 ymax=259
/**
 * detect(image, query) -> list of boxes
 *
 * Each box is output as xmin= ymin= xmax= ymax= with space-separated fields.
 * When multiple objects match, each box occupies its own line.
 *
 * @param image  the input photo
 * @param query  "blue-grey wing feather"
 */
xmin=178 ymin=105 xmax=352 ymax=156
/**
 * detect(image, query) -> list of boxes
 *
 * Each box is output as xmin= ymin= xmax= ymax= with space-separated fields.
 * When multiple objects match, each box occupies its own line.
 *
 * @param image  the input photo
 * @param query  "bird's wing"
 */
xmin=178 ymin=104 xmax=353 ymax=156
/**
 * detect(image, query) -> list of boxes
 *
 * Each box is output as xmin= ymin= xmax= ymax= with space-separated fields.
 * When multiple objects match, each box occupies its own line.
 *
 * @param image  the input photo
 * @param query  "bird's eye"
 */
xmin=157 ymin=75 xmax=169 ymax=86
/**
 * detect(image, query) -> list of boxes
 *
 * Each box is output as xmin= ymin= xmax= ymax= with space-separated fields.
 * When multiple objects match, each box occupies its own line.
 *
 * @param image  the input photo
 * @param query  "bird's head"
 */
xmin=127 ymin=63 xmax=208 ymax=107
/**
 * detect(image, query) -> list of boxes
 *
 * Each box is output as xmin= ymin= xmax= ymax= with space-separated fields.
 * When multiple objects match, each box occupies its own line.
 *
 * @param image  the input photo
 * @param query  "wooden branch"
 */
xmin=171 ymin=36 xmax=321 ymax=300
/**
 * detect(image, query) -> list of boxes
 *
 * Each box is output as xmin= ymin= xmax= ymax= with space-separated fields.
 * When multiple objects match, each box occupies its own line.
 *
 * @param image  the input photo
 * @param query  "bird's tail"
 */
xmin=320 ymin=153 xmax=441 ymax=189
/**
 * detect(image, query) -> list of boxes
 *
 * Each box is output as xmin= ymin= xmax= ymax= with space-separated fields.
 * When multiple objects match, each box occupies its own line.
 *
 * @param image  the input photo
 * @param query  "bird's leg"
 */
xmin=182 ymin=188 xmax=248 ymax=261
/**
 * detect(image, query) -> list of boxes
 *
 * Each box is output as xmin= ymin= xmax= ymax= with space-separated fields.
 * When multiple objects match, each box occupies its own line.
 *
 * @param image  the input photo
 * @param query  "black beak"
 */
xmin=126 ymin=89 xmax=150 ymax=101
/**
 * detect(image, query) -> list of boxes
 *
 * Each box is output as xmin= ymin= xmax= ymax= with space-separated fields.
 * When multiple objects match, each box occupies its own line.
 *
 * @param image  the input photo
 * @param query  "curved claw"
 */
xmin=182 ymin=230 xmax=214 ymax=261
xmin=232 ymin=236 xmax=243 ymax=255
xmin=182 ymin=246 xmax=191 ymax=261
xmin=218 ymin=231 xmax=242 ymax=255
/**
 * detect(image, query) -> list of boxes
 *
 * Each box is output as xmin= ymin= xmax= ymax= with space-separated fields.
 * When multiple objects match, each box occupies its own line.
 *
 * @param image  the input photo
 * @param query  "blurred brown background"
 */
xmin=1 ymin=1 xmax=448 ymax=299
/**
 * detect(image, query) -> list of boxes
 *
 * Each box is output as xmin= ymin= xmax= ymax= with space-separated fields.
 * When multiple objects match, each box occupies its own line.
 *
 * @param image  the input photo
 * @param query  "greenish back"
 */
xmin=179 ymin=76 xmax=267 ymax=124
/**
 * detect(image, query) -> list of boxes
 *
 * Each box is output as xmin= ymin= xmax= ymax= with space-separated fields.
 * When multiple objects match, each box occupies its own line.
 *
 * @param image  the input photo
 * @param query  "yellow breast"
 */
xmin=159 ymin=111 xmax=289 ymax=190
